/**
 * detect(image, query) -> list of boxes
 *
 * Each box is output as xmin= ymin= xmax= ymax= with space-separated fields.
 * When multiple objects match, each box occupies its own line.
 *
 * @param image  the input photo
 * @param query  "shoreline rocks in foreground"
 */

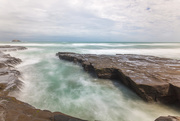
xmin=56 ymin=52 xmax=180 ymax=104
xmin=155 ymin=116 xmax=180 ymax=121
xmin=0 ymin=46 xmax=26 ymax=96
xmin=0 ymin=46 xmax=85 ymax=121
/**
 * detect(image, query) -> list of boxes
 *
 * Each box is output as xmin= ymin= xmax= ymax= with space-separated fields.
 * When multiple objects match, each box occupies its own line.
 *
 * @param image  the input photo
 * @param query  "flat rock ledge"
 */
xmin=56 ymin=52 xmax=180 ymax=104
xmin=0 ymin=46 xmax=85 ymax=121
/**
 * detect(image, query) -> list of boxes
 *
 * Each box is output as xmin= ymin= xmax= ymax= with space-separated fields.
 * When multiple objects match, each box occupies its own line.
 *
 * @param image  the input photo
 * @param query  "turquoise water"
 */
xmin=1 ymin=42 xmax=180 ymax=121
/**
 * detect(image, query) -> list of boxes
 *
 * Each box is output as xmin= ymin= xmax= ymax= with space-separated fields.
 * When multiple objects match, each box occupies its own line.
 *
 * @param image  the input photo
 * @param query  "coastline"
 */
xmin=0 ymin=46 xmax=85 ymax=121
xmin=0 ymin=45 xmax=179 ymax=121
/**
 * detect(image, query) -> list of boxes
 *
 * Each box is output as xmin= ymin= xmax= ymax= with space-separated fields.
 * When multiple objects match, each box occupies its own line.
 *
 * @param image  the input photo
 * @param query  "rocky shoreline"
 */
xmin=0 ymin=46 xmax=179 ymax=121
xmin=57 ymin=52 xmax=180 ymax=121
xmin=0 ymin=46 xmax=85 ymax=121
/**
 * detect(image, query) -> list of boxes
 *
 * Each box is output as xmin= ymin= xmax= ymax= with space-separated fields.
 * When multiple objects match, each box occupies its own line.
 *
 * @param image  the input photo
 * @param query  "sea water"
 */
xmin=1 ymin=42 xmax=180 ymax=121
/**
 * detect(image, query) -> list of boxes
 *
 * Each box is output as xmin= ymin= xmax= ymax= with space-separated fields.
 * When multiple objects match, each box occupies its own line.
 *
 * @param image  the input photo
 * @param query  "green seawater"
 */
xmin=1 ymin=42 xmax=180 ymax=121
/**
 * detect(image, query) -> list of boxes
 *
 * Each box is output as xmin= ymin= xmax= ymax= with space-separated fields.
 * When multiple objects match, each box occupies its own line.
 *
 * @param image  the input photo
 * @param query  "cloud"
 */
xmin=0 ymin=0 xmax=179 ymax=42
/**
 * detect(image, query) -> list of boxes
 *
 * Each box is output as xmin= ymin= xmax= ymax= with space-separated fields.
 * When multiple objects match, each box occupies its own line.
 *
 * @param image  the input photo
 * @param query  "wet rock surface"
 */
xmin=56 ymin=52 xmax=180 ymax=104
xmin=0 ymin=96 xmax=85 ymax=121
xmin=0 ymin=46 xmax=26 ymax=96
xmin=155 ymin=116 xmax=180 ymax=121
xmin=0 ymin=46 xmax=85 ymax=121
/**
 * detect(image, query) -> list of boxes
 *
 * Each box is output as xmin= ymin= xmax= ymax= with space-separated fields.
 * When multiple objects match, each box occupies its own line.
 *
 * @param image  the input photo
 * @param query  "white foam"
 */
xmin=71 ymin=43 xmax=134 ymax=47
xmin=19 ymin=59 xmax=41 ymax=67
xmin=82 ymin=48 xmax=180 ymax=59
xmin=72 ymin=43 xmax=180 ymax=47
xmin=0 ymin=43 xmax=64 ymax=47
xmin=133 ymin=43 xmax=180 ymax=46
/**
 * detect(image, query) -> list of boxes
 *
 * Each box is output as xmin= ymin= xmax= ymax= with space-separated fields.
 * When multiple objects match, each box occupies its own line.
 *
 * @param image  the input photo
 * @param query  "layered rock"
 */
xmin=56 ymin=52 xmax=180 ymax=104
xmin=0 ymin=46 xmax=85 ymax=121
xmin=0 ymin=46 xmax=26 ymax=96
xmin=0 ymin=45 xmax=26 ymax=52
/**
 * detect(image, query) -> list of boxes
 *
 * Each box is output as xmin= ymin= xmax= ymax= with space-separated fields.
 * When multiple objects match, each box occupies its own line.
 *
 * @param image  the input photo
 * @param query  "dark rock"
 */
xmin=53 ymin=114 xmax=86 ymax=121
xmin=12 ymin=40 xmax=21 ymax=42
xmin=155 ymin=116 xmax=180 ymax=121
xmin=56 ymin=52 xmax=180 ymax=104
xmin=0 ymin=96 xmax=85 ymax=121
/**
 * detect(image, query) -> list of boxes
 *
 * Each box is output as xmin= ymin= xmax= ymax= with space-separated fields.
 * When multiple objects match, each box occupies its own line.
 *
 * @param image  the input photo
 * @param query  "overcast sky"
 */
xmin=0 ymin=0 xmax=180 ymax=42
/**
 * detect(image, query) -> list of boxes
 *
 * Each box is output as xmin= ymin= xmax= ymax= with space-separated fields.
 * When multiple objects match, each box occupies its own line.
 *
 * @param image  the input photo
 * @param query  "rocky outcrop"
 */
xmin=0 ymin=46 xmax=27 ymax=96
xmin=0 ymin=45 xmax=26 ymax=52
xmin=0 ymin=96 xmax=83 ymax=121
xmin=12 ymin=40 xmax=21 ymax=42
xmin=0 ymin=46 xmax=85 ymax=121
xmin=0 ymin=96 xmax=85 ymax=121
xmin=155 ymin=116 xmax=180 ymax=121
xmin=56 ymin=52 xmax=180 ymax=104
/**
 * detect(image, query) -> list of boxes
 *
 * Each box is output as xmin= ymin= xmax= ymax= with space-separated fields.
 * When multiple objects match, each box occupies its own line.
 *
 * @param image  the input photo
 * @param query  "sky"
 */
xmin=0 ymin=0 xmax=180 ymax=42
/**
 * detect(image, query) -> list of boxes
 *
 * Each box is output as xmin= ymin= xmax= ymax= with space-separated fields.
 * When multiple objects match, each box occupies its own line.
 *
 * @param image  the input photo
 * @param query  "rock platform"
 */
xmin=57 ymin=52 xmax=180 ymax=104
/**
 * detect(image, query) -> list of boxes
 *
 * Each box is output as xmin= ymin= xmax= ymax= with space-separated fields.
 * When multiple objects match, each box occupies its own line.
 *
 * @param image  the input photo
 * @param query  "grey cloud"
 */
xmin=0 ymin=0 xmax=180 ymax=42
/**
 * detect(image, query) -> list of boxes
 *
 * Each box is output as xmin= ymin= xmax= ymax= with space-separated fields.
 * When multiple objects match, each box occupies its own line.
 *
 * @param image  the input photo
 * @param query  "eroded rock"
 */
xmin=0 ymin=46 xmax=26 ymax=96
xmin=56 ymin=52 xmax=180 ymax=104
xmin=0 ymin=96 xmax=85 ymax=121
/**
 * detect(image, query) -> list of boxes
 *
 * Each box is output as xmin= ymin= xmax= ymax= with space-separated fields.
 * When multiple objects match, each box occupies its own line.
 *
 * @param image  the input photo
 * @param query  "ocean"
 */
xmin=1 ymin=42 xmax=180 ymax=121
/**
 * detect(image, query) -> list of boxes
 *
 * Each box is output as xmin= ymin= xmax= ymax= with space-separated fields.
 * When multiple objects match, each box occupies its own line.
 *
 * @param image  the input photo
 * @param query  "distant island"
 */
xmin=12 ymin=39 xmax=21 ymax=42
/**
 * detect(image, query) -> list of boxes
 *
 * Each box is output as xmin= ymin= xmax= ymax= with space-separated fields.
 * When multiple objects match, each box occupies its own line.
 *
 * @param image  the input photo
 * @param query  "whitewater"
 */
xmin=1 ymin=42 xmax=180 ymax=121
